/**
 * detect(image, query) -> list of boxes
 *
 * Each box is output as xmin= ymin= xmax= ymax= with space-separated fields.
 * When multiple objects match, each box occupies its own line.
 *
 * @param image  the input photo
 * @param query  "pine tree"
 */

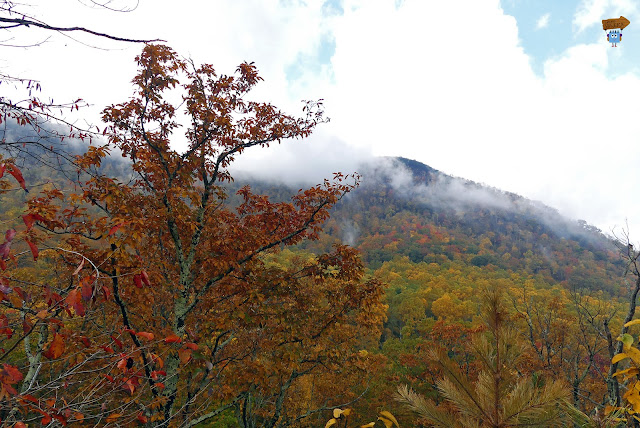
xmin=395 ymin=287 xmax=570 ymax=427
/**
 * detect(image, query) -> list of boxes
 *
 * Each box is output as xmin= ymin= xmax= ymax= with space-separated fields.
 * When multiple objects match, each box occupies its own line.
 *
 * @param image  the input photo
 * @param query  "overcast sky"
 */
xmin=3 ymin=0 xmax=640 ymax=237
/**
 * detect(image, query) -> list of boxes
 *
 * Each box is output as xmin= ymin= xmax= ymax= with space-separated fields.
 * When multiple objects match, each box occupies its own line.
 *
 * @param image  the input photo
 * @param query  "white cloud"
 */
xmin=287 ymin=0 xmax=640 ymax=235
xmin=574 ymin=0 xmax=608 ymax=33
xmin=573 ymin=0 xmax=639 ymax=33
xmin=536 ymin=13 xmax=551 ymax=29
xmin=6 ymin=0 xmax=640 ymax=238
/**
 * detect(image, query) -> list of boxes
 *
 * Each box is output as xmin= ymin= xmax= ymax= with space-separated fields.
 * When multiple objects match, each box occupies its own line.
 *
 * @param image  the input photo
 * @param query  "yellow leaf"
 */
xmin=333 ymin=409 xmax=343 ymax=418
xmin=613 ymin=368 xmax=639 ymax=377
xmin=379 ymin=417 xmax=393 ymax=428
xmin=343 ymin=408 xmax=352 ymax=417
xmin=605 ymin=405 xmax=621 ymax=415
xmin=625 ymin=319 xmax=640 ymax=327
xmin=379 ymin=411 xmax=400 ymax=427
xmin=613 ymin=353 xmax=629 ymax=364
xmin=325 ymin=418 xmax=337 ymax=428
xmin=361 ymin=423 xmax=376 ymax=428
xmin=627 ymin=347 xmax=640 ymax=365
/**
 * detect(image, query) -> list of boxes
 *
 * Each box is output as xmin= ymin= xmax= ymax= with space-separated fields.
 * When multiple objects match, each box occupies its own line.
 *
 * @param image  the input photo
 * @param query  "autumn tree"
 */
xmin=0 ymin=43 xmax=386 ymax=426
xmin=395 ymin=287 xmax=570 ymax=427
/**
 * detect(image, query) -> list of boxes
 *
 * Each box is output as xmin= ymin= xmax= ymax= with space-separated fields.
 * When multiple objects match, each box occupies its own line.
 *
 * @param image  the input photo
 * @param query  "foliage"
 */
xmin=608 ymin=317 xmax=640 ymax=424
xmin=0 ymin=44 xmax=386 ymax=426
xmin=395 ymin=287 xmax=571 ymax=427
xmin=324 ymin=407 xmax=400 ymax=428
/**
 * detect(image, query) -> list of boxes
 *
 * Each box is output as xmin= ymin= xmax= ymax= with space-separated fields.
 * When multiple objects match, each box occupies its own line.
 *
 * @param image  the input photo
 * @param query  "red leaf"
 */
xmin=65 ymin=288 xmax=85 ymax=317
xmin=43 ymin=333 xmax=65 ymax=360
xmin=13 ymin=422 xmax=27 ymax=428
xmin=108 ymin=222 xmax=125 ymax=236
xmin=0 ymin=163 xmax=4 ymax=179
xmin=100 ymin=345 xmax=114 ymax=354
xmin=110 ymin=335 xmax=123 ymax=350
xmin=101 ymin=285 xmax=112 ymax=300
xmin=51 ymin=413 xmax=67 ymax=426
xmin=21 ymin=394 xmax=38 ymax=403
xmin=164 ymin=334 xmax=182 ymax=344
xmin=184 ymin=342 xmax=199 ymax=351
xmin=25 ymin=239 xmax=38 ymax=261
xmin=136 ymin=331 xmax=154 ymax=341
xmin=22 ymin=213 xmax=46 ymax=231
xmin=7 ymin=165 xmax=27 ymax=192
xmin=150 ymin=370 xmax=166 ymax=380
xmin=13 ymin=286 xmax=26 ymax=300
xmin=137 ymin=412 xmax=148 ymax=424
xmin=22 ymin=318 xmax=33 ymax=335
xmin=81 ymin=280 xmax=92 ymax=302
xmin=79 ymin=336 xmax=91 ymax=348
xmin=4 ymin=229 xmax=16 ymax=242
xmin=0 ymin=242 xmax=11 ymax=260
xmin=133 ymin=274 xmax=143 ymax=288
xmin=155 ymin=382 xmax=165 ymax=390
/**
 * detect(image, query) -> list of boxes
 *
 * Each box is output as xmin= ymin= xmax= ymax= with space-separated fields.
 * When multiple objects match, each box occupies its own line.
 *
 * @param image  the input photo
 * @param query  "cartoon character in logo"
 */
xmin=607 ymin=29 xmax=622 ymax=47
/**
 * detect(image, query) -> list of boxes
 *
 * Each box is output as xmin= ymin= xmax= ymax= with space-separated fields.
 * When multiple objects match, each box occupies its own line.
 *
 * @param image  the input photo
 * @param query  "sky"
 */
xmin=3 ymin=0 xmax=640 ymax=238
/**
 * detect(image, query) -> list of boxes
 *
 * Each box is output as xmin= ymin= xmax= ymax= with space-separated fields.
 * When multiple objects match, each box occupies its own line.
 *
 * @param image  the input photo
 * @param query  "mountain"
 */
xmin=238 ymin=156 xmax=621 ymax=285
xmin=2 ymin=127 xmax=630 ymax=420
xmin=1 ymin=124 xmax=625 ymax=331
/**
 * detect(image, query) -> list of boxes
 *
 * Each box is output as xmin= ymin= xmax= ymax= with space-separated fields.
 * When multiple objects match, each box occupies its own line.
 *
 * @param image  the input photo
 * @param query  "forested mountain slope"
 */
xmin=236 ymin=156 xmax=624 ymax=294
xmin=2 ymin=127 xmax=632 ymax=423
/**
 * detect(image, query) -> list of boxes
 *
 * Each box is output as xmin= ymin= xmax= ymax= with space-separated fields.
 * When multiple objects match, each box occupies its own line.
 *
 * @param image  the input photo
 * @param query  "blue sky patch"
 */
xmin=500 ymin=0 xmax=639 ymax=77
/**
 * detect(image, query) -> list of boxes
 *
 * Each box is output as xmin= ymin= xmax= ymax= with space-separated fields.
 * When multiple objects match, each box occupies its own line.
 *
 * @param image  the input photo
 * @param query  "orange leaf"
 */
xmin=106 ymin=413 xmax=122 ymax=423
xmin=3 ymin=364 xmax=23 ymax=383
xmin=184 ymin=342 xmax=198 ymax=351
xmin=21 ymin=394 xmax=38 ymax=403
xmin=43 ymin=333 xmax=65 ymax=360
xmin=164 ymin=334 xmax=182 ymax=344
xmin=178 ymin=348 xmax=192 ymax=364
xmin=65 ymin=288 xmax=85 ymax=317
xmin=136 ymin=332 xmax=154 ymax=341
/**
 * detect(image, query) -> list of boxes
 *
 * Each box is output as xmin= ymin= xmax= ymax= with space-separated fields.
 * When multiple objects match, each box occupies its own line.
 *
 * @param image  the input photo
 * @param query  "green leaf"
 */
xmin=618 ymin=333 xmax=634 ymax=348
